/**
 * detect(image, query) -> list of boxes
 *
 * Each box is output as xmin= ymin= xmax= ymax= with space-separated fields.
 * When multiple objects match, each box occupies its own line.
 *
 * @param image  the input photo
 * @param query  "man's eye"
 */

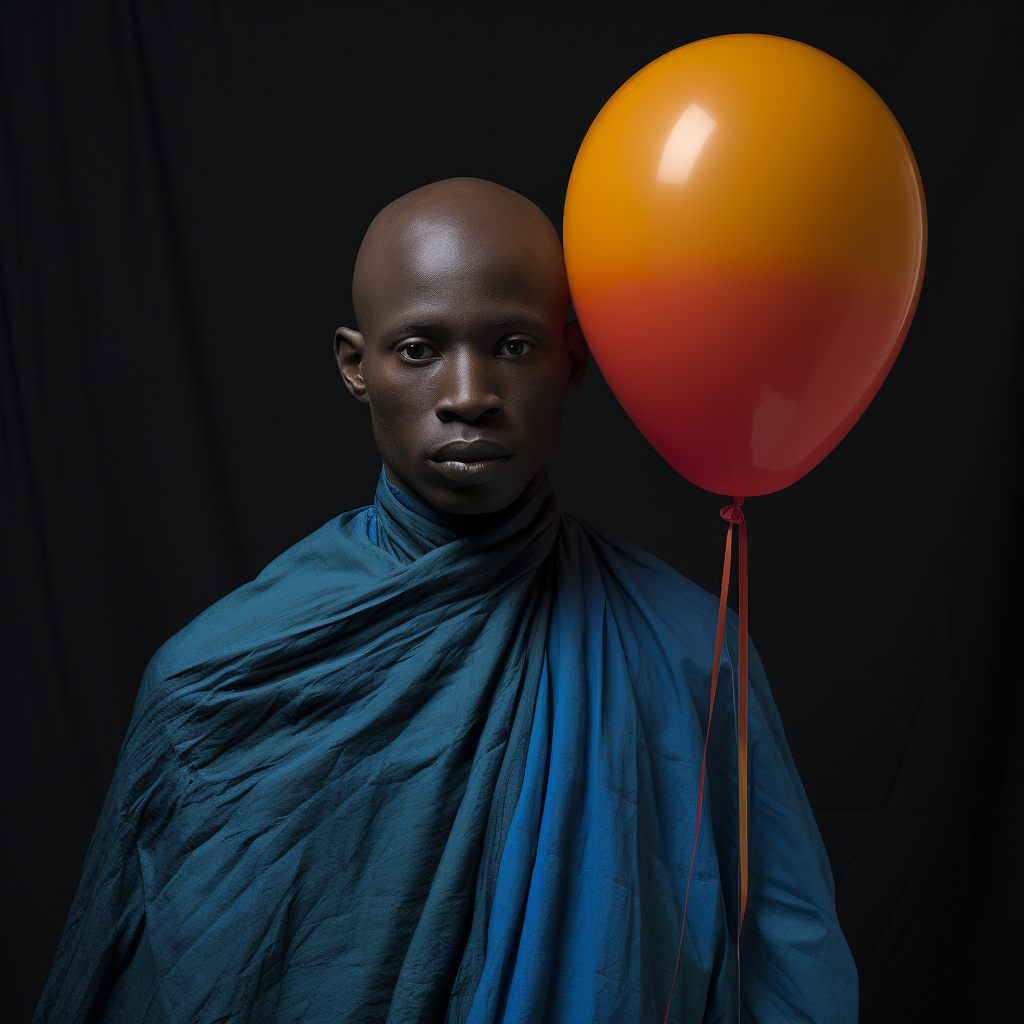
xmin=399 ymin=342 xmax=435 ymax=361
xmin=498 ymin=337 xmax=534 ymax=357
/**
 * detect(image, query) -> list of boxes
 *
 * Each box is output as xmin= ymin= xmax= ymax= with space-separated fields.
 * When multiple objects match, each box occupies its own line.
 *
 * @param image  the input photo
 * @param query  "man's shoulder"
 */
xmin=136 ymin=507 xmax=375 ymax=712
xmin=107 ymin=506 xmax=378 ymax=814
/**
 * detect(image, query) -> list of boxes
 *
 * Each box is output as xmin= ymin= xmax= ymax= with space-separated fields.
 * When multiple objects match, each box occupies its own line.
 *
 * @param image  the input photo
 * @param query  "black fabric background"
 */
xmin=1 ymin=2 xmax=1020 ymax=1021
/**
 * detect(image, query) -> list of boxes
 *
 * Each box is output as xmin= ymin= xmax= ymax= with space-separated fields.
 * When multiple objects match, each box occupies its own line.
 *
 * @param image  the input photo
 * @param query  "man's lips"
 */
xmin=430 ymin=439 xmax=514 ymax=462
xmin=428 ymin=439 xmax=514 ymax=484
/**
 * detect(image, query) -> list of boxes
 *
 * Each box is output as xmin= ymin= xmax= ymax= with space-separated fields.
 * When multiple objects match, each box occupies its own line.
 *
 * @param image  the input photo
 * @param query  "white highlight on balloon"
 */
xmin=657 ymin=104 xmax=717 ymax=184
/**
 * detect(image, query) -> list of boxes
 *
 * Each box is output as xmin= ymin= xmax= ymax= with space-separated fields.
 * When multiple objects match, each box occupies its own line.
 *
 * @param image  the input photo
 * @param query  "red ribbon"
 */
xmin=664 ymin=498 xmax=749 ymax=1024
xmin=734 ymin=500 xmax=748 ymax=1021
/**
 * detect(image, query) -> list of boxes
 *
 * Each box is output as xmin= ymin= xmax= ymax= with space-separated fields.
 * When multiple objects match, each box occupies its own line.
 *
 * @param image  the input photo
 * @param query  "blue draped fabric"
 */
xmin=36 ymin=472 xmax=857 ymax=1023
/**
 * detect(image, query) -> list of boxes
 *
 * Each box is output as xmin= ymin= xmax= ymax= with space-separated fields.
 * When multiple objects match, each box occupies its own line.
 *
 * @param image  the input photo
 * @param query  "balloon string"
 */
xmin=736 ymin=505 xmax=748 ymax=1023
xmin=663 ymin=510 xmax=736 ymax=1024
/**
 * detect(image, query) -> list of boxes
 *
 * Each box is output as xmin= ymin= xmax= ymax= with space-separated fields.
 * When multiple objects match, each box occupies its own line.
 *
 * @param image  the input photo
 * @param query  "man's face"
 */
xmin=336 ymin=216 xmax=587 ymax=514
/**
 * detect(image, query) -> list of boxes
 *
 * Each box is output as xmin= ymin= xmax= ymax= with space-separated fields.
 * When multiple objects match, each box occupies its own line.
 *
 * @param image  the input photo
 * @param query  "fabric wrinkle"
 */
xmin=36 ymin=471 xmax=856 ymax=1024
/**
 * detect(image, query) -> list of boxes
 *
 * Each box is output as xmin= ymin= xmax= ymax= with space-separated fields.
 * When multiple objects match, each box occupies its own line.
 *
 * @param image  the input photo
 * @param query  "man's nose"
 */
xmin=435 ymin=347 xmax=503 ymax=423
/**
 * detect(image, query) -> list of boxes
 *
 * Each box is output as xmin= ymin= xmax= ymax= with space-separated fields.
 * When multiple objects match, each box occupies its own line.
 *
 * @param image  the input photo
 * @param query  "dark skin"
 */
xmin=335 ymin=178 xmax=588 ymax=515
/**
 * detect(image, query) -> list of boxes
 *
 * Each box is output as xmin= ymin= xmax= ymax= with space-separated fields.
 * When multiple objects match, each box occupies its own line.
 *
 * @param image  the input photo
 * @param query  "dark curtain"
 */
xmin=1 ymin=2 xmax=1020 ymax=1021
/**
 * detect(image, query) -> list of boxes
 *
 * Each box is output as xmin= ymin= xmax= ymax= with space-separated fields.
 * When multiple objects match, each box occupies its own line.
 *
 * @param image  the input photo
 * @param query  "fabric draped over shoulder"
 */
xmin=36 ymin=473 xmax=857 ymax=1024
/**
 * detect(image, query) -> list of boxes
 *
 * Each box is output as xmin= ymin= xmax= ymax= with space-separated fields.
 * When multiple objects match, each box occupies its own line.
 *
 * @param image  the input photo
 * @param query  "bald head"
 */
xmin=352 ymin=178 xmax=568 ymax=332
xmin=335 ymin=178 xmax=587 ymax=515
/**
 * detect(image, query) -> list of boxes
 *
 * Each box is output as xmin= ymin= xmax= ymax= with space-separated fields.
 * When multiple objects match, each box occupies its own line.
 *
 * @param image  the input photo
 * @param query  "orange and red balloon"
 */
xmin=563 ymin=34 xmax=926 ymax=497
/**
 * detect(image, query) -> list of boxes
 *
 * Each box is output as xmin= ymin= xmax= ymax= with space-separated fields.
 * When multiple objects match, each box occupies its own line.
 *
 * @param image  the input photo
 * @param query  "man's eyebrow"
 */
xmin=383 ymin=321 xmax=443 ymax=337
xmin=492 ymin=316 xmax=546 ymax=330
xmin=381 ymin=315 xmax=546 ymax=339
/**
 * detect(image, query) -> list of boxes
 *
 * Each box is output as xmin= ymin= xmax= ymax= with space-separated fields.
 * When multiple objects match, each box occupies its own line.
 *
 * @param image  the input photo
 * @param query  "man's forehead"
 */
xmin=357 ymin=216 xmax=564 ymax=330
xmin=374 ymin=213 xmax=542 ymax=283
xmin=352 ymin=178 xmax=567 ymax=329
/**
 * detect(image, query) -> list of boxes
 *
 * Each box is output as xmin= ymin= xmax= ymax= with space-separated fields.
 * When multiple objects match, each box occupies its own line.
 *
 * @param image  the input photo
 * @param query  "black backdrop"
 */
xmin=1 ymin=2 xmax=1021 ymax=1021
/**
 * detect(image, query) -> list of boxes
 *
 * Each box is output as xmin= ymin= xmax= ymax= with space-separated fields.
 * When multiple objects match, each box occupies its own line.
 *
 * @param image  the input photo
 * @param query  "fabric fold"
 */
xmin=455 ymin=516 xmax=858 ymax=1023
xmin=36 ymin=475 xmax=857 ymax=1024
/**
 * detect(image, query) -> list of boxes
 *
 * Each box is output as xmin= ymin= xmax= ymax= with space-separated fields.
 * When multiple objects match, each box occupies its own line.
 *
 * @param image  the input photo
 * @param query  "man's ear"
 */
xmin=564 ymin=319 xmax=589 ymax=396
xmin=335 ymin=327 xmax=369 ymax=403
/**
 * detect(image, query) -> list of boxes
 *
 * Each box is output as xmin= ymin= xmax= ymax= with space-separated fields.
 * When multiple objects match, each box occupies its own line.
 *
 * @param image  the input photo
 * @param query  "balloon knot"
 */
xmin=720 ymin=497 xmax=745 ymax=524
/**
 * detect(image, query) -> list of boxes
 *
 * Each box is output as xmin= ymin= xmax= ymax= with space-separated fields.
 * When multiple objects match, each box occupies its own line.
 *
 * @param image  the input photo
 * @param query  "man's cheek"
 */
xmin=373 ymin=395 xmax=422 ymax=432
xmin=521 ymin=378 xmax=567 ymax=421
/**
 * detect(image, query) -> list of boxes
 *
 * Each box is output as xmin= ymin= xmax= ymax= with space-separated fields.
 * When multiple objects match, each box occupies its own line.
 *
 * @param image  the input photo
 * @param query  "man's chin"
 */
xmin=385 ymin=459 xmax=538 ymax=516
xmin=425 ymin=482 xmax=520 ymax=517
xmin=419 ymin=467 xmax=530 ymax=517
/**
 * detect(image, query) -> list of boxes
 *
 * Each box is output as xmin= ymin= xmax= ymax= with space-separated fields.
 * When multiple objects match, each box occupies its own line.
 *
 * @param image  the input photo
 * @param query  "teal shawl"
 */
xmin=36 ymin=473 xmax=857 ymax=1022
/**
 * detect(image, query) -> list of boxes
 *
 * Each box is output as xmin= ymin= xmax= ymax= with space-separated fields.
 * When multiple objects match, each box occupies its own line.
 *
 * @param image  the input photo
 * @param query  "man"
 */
xmin=36 ymin=178 xmax=857 ymax=1022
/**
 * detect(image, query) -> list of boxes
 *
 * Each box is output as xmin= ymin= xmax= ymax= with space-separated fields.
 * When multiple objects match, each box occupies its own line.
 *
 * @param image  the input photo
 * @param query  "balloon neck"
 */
xmin=720 ymin=497 xmax=745 ymax=524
